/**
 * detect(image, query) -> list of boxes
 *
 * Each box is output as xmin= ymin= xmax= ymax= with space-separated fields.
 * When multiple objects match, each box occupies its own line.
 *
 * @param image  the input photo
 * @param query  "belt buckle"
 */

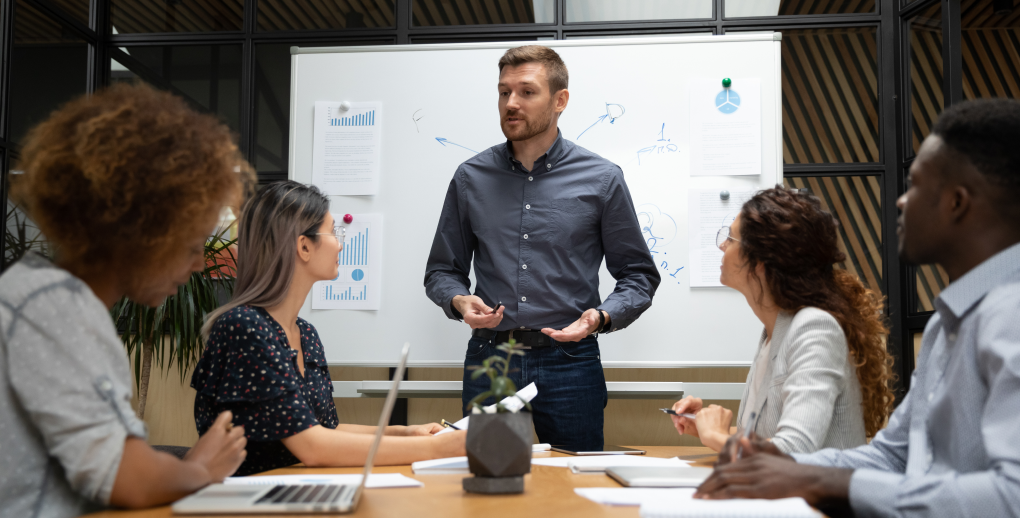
xmin=509 ymin=329 xmax=532 ymax=350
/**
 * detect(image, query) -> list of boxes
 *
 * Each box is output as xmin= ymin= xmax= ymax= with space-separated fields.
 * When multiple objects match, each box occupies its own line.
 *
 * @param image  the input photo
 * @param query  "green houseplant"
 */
xmin=4 ymin=200 xmax=239 ymax=420
xmin=110 ymin=225 xmax=238 ymax=419
xmin=463 ymin=341 xmax=533 ymax=494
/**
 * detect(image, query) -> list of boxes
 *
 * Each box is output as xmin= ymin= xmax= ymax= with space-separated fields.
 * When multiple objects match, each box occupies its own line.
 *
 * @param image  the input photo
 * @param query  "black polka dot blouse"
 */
xmin=191 ymin=305 xmax=339 ymax=476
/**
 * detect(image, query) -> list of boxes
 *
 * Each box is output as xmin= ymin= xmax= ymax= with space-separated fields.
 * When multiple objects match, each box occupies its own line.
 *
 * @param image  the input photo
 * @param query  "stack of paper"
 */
xmin=641 ymin=498 xmax=820 ymax=517
xmin=223 ymin=473 xmax=422 ymax=489
xmin=435 ymin=382 xmax=539 ymax=435
xmin=411 ymin=456 xmax=469 ymax=475
xmin=532 ymin=455 xmax=691 ymax=473
xmin=575 ymin=487 xmax=696 ymax=506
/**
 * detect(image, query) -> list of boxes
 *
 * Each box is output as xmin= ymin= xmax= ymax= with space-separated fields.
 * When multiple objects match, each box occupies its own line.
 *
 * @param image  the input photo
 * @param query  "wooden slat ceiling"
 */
xmin=12 ymin=0 xmax=90 ymax=42
xmin=110 ymin=0 xmax=243 ymax=33
xmin=257 ymin=0 xmax=395 ymax=30
xmin=413 ymin=0 xmax=535 ymax=26
xmin=785 ymin=176 xmax=884 ymax=295
xmin=777 ymin=0 xmax=875 ymax=15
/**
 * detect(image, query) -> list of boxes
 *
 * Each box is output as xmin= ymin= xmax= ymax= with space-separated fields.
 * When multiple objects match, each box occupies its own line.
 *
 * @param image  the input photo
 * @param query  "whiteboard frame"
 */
xmin=289 ymin=34 xmax=783 ymax=368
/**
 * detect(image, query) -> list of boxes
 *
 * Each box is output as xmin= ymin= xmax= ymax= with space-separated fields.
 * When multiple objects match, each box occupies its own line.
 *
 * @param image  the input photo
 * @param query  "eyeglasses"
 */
xmin=316 ymin=226 xmax=346 ymax=244
xmin=715 ymin=226 xmax=740 ymax=250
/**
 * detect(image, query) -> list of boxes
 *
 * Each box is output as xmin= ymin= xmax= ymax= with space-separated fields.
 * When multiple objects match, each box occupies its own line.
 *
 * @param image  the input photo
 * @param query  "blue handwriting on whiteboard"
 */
xmin=636 ymin=123 xmax=679 ymax=165
xmin=435 ymin=137 xmax=479 ymax=155
xmin=577 ymin=103 xmax=626 ymax=140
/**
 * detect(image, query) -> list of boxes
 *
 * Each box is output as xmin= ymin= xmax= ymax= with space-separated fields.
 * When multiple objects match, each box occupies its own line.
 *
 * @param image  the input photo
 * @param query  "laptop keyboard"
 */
xmin=255 ymin=484 xmax=356 ymax=505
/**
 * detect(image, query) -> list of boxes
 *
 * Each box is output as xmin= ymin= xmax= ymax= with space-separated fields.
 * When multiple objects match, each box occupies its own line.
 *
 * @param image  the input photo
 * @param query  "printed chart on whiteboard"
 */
xmin=312 ymin=213 xmax=383 ymax=310
xmin=311 ymin=101 xmax=382 ymax=195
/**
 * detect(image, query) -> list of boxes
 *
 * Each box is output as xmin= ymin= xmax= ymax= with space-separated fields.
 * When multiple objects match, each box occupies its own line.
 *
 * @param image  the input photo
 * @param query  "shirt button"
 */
xmin=511 ymin=165 xmax=514 ymax=170
xmin=525 ymin=204 xmax=531 ymax=209
xmin=528 ymin=176 xmax=533 ymax=181
xmin=948 ymin=332 xmax=957 ymax=341
xmin=520 ymin=326 xmax=525 ymax=329
xmin=523 ymin=234 xmax=529 ymax=239
xmin=928 ymin=392 xmax=934 ymax=402
xmin=546 ymin=163 xmax=552 ymax=170
xmin=522 ymin=264 xmax=527 ymax=269
xmin=521 ymin=296 xmax=527 ymax=302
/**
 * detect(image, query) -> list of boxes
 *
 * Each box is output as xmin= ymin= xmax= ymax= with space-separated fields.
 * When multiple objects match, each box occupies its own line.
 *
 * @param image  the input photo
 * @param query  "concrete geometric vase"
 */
xmin=462 ymin=411 xmax=532 ymax=494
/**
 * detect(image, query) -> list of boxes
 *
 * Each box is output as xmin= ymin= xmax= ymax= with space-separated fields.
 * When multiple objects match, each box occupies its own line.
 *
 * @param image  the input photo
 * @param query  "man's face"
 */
xmin=497 ymin=62 xmax=562 ymax=142
xmin=897 ymin=135 xmax=953 ymax=266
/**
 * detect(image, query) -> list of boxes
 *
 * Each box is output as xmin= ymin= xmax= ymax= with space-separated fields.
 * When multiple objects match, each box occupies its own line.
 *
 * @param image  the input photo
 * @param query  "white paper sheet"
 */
xmin=687 ymin=189 xmax=755 ymax=287
xmin=312 ymin=101 xmax=382 ymax=195
xmin=435 ymin=382 xmax=538 ymax=435
xmin=223 ymin=473 xmax=421 ymax=489
xmin=575 ymin=487 xmax=696 ymax=506
xmin=312 ymin=213 xmax=383 ymax=310
xmin=689 ymin=78 xmax=762 ymax=176
xmin=532 ymin=456 xmax=690 ymax=471
xmin=411 ymin=456 xmax=469 ymax=474
xmin=641 ymin=497 xmax=820 ymax=518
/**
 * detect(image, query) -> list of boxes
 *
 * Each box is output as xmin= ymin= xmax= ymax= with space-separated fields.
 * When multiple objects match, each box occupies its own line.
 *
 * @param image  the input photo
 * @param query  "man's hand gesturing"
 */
xmin=452 ymin=295 xmax=503 ymax=329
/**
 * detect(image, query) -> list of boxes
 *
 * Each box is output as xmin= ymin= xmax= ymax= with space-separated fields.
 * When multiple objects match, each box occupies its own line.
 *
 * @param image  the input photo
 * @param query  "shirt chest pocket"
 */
xmin=547 ymin=198 xmax=599 ymax=248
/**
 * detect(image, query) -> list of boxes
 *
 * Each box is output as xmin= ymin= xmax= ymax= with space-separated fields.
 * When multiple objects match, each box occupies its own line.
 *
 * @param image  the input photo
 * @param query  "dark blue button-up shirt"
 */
xmin=424 ymin=131 xmax=659 ymax=332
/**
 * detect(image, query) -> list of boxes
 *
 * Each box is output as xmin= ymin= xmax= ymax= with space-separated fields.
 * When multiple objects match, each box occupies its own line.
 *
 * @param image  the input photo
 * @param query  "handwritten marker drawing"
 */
xmin=435 ymin=137 xmax=480 ymax=155
xmin=577 ymin=102 xmax=626 ymax=140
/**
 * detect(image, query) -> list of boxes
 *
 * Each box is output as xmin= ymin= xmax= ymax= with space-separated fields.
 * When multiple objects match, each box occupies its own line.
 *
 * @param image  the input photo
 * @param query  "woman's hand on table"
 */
xmin=401 ymin=423 xmax=446 ymax=436
xmin=430 ymin=429 xmax=467 ymax=458
xmin=693 ymin=405 xmax=734 ymax=452
xmin=671 ymin=396 xmax=704 ymax=437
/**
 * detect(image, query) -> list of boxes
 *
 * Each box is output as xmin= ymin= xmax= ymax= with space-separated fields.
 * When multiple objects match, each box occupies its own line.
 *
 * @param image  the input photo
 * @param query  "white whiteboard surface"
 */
xmin=289 ymin=35 xmax=782 ymax=367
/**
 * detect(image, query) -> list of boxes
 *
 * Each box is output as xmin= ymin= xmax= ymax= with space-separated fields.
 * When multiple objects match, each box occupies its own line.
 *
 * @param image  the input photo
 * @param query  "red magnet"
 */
xmin=343 ymin=214 xmax=354 ymax=224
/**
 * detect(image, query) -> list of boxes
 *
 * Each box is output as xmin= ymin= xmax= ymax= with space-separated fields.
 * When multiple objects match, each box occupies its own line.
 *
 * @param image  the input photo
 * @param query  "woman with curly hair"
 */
xmin=671 ymin=187 xmax=893 ymax=454
xmin=0 ymin=83 xmax=254 ymax=517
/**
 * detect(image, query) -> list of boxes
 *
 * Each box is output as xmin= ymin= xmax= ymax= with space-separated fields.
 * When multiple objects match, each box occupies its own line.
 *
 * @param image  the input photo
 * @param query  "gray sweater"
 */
xmin=0 ymin=254 xmax=146 ymax=518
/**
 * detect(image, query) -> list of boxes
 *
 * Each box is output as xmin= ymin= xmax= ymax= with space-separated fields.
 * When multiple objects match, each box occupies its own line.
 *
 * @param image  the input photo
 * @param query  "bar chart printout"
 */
xmin=311 ymin=101 xmax=383 ymax=195
xmin=312 ymin=213 xmax=383 ymax=310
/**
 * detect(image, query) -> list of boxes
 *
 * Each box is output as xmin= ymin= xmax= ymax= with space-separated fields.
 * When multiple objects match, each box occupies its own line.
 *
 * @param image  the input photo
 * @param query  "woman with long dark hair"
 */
xmin=671 ymin=187 xmax=893 ymax=453
xmin=193 ymin=181 xmax=465 ymax=475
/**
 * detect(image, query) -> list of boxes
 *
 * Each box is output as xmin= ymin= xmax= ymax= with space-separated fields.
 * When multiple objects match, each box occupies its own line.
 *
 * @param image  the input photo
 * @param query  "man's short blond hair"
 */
xmin=498 ymin=45 xmax=569 ymax=93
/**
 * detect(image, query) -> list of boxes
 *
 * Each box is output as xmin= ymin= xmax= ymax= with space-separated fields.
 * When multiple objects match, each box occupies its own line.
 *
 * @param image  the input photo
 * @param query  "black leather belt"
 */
xmin=472 ymin=328 xmax=552 ymax=349
xmin=472 ymin=328 xmax=595 ymax=349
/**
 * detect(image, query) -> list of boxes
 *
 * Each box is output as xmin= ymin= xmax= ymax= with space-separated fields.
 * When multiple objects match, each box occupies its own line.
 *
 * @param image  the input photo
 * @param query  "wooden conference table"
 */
xmin=85 ymin=446 xmax=717 ymax=518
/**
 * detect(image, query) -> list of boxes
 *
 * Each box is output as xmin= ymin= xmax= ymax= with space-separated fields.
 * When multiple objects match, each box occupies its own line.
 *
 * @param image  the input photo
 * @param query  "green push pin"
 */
xmin=722 ymin=77 xmax=732 ymax=88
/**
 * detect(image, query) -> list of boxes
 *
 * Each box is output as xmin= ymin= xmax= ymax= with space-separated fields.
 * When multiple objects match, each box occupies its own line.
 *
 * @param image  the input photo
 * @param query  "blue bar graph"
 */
xmin=330 ymin=110 xmax=375 ymax=127
xmin=324 ymin=284 xmax=368 ymax=301
xmin=339 ymin=227 xmax=368 ymax=266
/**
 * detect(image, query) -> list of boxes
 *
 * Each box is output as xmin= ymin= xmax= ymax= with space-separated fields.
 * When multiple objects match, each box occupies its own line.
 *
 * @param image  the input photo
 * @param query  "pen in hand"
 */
xmin=490 ymin=301 xmax=502 ymax=315
xmin=440 ymin=419 xmax=462 ymax=430
xmin=659 ymin=408 xmax=696 ymax=420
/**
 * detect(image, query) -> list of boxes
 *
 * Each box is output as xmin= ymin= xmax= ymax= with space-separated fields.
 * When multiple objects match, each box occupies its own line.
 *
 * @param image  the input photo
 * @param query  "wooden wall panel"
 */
xmin=784 ymin=176 xmax=884 ymax=295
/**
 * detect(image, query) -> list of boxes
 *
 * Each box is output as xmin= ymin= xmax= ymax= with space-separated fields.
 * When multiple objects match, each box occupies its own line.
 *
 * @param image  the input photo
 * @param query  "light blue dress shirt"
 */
xmin=793 ymin=241 xmax=1020 ymax=517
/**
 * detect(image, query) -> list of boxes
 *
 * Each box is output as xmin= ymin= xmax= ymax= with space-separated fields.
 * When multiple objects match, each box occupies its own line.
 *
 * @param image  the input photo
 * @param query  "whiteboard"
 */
xmin=289 ymin=34 xmax=782 ymax=367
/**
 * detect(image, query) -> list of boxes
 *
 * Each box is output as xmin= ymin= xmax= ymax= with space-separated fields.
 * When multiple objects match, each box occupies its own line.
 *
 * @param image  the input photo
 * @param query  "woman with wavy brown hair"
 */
xmin=0 ymin=83 xmax=254 ymax=517
xmin=671 ymin=187 xmax=893 ymax=454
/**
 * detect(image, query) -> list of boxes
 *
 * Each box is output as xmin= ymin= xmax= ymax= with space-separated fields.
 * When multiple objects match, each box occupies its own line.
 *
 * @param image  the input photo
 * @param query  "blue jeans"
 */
xmin=462 ymin=335 xmax=608 ymax=451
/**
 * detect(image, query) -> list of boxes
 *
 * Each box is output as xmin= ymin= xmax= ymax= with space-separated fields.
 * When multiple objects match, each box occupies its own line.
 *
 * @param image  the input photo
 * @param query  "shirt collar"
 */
xmin=499 ymin=129 xmax=565 ymax=171
xmin=935 ymin=240 xmax=1020 ymax=319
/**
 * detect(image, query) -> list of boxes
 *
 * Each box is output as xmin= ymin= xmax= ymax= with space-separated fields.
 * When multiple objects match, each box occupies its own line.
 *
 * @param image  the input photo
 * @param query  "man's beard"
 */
xmin=500 ymin=109 xmax=554 ymax=141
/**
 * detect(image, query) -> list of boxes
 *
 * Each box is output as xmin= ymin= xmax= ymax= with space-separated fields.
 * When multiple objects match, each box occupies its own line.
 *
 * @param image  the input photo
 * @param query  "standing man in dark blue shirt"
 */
xmin=424 ymin=45 xmax=660 ymax=449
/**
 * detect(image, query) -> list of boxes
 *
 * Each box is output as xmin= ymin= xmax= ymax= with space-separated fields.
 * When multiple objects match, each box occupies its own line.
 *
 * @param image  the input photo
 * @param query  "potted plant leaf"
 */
xmin=463 ymin=340 xmax=532 ymax=494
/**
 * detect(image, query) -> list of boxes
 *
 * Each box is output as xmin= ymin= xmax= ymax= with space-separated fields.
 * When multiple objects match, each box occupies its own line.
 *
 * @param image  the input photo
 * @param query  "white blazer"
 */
xmin=735 ymin=307 xmax=867 ymax=454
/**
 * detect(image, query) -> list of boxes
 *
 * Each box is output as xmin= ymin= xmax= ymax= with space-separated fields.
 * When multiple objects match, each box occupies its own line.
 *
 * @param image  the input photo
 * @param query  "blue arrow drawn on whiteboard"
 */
xmin=435 ymin=138 xmax=480 ymax=154
xmin=577 ymin=114 xmax=609 ymax=140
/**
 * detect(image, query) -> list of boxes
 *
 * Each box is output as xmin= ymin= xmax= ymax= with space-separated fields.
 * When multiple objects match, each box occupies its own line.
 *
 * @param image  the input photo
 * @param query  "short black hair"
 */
xmin=932 ymin=98 xmax=1020 ymax=219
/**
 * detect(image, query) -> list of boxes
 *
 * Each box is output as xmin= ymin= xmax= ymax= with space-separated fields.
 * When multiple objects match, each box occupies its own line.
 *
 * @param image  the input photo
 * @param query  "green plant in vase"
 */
xmin=466 ymin=340 xmax=531 ymax=414
xmin=463 ymin=340 xmax=533 ymax=494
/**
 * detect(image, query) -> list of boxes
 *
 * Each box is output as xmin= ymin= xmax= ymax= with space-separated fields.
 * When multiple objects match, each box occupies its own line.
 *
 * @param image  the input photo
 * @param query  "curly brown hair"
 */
xmin=12 ymin=82 xmax=254 ymax=277
xmin=740 ymin=187 xmax=894 ymax=437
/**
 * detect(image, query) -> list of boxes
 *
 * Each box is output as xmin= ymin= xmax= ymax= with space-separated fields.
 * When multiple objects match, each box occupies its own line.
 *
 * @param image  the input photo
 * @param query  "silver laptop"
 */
xmin=173 ymin=342 xmax=412 ymax=514
xmin=606 ymin=466 xmax=713 ymax=488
